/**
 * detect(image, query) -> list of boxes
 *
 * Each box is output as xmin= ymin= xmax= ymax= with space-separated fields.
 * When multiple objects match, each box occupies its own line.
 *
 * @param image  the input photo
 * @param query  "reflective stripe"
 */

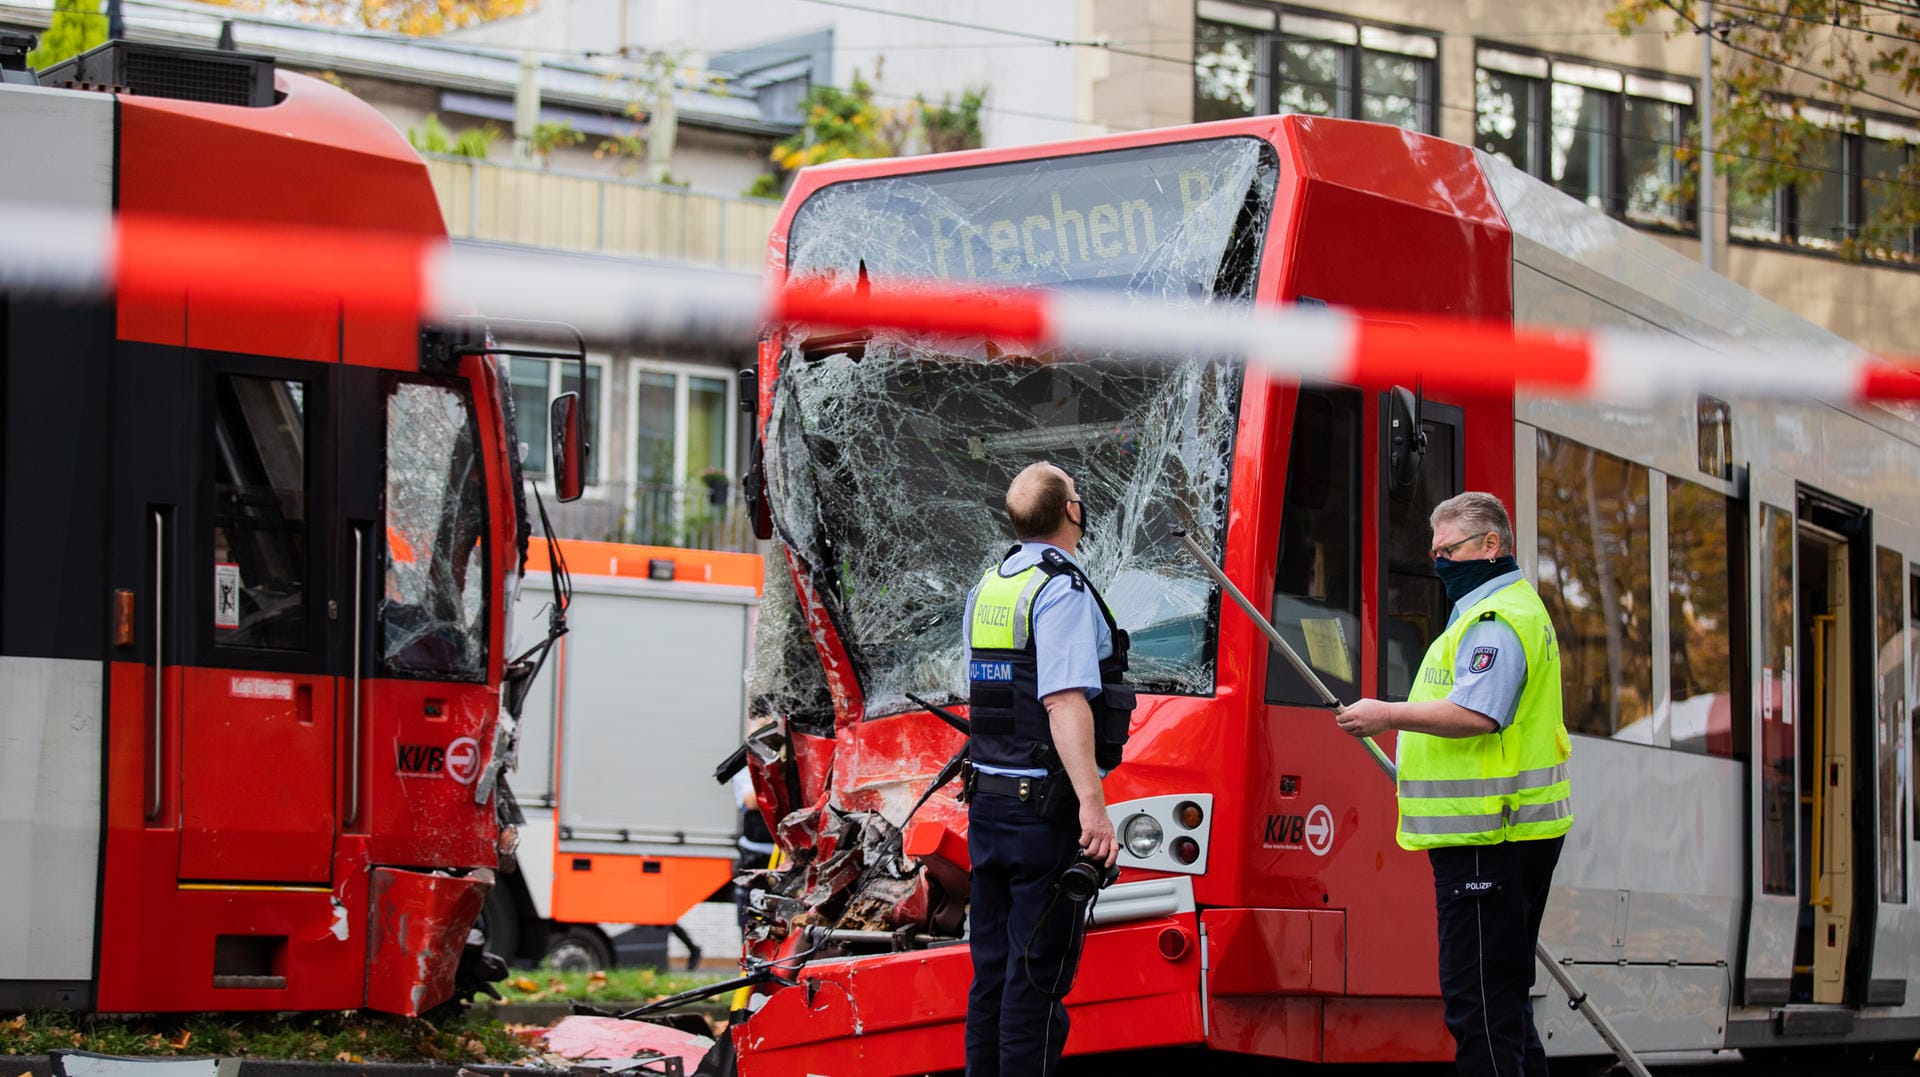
xmin=1401 ymin=775 xmax=1517 ymax=798
xmin=1400 ymin=762 xmax=1568 ymax=799
xmin=1514 ymin=798 xmax=1573 ymax=825
xmin=1400 ymin=812 xmax=1506 ymax=836
xmin=1009 ymin=570 xmax=1051 ymax=651
xmin=1517 ymin=762 xmax=1569 ymax=789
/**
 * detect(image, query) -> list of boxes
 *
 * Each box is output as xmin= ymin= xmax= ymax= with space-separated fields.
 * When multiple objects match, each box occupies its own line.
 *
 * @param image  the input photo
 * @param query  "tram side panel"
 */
xmin=0 ymin=79 xmax=119 ymax=1012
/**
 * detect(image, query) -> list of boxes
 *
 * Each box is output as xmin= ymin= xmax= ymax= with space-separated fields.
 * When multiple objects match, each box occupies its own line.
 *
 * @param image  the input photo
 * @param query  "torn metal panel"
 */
xmin=364 ymin=866 xmax=489 ymax=1016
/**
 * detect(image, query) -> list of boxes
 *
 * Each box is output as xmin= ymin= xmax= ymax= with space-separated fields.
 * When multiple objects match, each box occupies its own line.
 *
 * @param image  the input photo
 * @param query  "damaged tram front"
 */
xmin=735 ymin=130 xmax=1270 ymax=1071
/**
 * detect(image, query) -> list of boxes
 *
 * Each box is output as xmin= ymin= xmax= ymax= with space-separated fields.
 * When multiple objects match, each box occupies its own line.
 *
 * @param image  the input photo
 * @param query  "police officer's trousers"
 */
xmin=1430 ymin=835 xmax=1565 ymax=1077
xmin=964 ymin=787 xmax=1084 ymax=1077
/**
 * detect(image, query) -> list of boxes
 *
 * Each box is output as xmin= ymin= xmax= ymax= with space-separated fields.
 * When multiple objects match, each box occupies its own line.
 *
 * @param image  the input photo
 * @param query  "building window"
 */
xmin=1195 ymin=2 xmax=1437 ymax=133
xmin=1730 ymin=110 xmax=1919 ymax=257
xmin=630 ymin=363 xmax=738 ymax=487
xmin=1475 ymin=48 xmax=1695 ymax=228
xmin=510 ymin=356 xmax=604 ymax=486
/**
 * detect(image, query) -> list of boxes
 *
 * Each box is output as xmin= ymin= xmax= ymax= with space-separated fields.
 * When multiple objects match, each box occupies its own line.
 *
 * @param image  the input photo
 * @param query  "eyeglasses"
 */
xmin=1431 ymin=532 xmax=1492 ymax=560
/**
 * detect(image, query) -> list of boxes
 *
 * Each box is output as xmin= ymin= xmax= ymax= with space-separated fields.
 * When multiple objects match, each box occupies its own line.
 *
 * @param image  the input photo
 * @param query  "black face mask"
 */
xmin=1071 ymin=499 xmax=1090 ymax=538
xmin=1434 ymin=554 xmax=1518 ymax=605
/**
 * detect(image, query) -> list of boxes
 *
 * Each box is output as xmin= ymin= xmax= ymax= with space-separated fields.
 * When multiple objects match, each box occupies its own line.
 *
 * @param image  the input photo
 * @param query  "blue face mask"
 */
xmin=1434 ymin=555 xmax=1518 ymax=605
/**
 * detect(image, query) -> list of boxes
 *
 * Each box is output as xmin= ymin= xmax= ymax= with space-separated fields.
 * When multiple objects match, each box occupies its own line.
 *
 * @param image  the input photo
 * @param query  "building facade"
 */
xmin=1079 ymin=0 xmax=1918 ymax=356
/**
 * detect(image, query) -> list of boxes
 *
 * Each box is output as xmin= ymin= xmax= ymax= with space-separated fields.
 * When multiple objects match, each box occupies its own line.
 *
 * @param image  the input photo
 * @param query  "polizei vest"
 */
xmin=1396 ymin=577 xmax=1573 ymax=850
xmin=967 ymin=548 xmax=1134 ymax=772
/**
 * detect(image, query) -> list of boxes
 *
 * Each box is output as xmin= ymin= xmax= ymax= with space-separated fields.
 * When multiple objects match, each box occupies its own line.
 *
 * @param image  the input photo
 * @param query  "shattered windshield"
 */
xmin=764 ymin=137 xmax=1277 ymax=719
xmin=380 ymin=380 xmax=490 ymax=681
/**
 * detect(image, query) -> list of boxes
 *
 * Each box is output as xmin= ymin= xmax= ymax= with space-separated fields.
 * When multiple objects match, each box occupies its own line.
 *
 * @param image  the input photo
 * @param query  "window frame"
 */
xmin=1196 ymin=2 xmax=1440 ymax=134
xmin=511 ymin=352 xmax=611 ymax=494
xmin=1728 ymin=106 xmax=1920 ymax=259
xmin=623 ymin=357 xmax=741 ymax=491
xmin=1376 ymin=396 xmax=1465 ymax=704
xmin=198 ymin=354 xmax=333 ymax=675
xmin=377 ymin=373 xmax=493 ymax=685
xmin=1474 ymin=44 xmax=1698 ymax=231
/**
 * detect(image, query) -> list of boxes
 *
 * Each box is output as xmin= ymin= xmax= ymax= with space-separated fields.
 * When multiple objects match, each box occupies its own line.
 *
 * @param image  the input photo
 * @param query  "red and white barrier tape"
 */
xmin=7 ymin=205 xmax=1919 ymax=404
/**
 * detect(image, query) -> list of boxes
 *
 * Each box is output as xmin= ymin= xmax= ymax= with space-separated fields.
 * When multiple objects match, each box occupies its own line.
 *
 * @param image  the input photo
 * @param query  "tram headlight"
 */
xmin=1123 ymin=813 xmax=1164 ymax=859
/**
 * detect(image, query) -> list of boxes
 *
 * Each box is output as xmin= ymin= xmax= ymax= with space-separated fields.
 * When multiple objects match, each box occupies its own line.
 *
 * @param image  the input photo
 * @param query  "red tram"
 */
xmin=0 ymin=38 xmax=579 ymax=1014
xmin=729 ymin=116 xmax=1920 ymax=1070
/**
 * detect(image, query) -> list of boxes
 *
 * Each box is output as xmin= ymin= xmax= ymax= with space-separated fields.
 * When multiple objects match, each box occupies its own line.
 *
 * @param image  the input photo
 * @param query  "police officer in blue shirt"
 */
xmin=961 ymin=461 xmax=1130 ymax=1077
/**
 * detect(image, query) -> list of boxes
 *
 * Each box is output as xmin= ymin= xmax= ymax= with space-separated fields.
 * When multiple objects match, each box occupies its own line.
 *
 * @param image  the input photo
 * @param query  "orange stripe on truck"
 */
xmin=526 ymin=539 xmax=762 ymax=594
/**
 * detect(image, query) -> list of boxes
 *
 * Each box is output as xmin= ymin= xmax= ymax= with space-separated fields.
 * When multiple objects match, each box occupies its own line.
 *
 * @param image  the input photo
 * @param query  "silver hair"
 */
xmin=1430 ymin=492 xmax=1515 ymax=557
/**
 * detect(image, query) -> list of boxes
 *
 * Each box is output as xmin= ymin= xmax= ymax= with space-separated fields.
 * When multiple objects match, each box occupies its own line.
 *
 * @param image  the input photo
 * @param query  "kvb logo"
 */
xmin=444 ymin=737 xmax=481 ymax=784
xmin=395 ymin=737 xmax=482 ymax=783
xmin=1263 ymin=803 xmax=1336 ymax=856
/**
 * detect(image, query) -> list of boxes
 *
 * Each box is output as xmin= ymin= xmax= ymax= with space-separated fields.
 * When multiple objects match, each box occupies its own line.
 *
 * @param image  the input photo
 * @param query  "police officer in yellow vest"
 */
xmin=962 ymin=461 xmax=1128 ymax=1077
xmin=1336 ymin=492 xmax=1571 ymax=1077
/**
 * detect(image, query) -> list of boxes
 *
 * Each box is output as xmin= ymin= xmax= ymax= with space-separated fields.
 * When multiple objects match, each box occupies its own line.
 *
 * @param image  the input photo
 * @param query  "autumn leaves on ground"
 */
xmin=0 ymin=968 xmax=713 ymax=1065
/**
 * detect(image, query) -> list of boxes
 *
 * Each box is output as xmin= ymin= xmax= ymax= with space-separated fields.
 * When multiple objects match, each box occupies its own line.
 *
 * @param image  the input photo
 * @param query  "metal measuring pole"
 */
xmin=1172 ymin=528 xmax=1652 ymax=1077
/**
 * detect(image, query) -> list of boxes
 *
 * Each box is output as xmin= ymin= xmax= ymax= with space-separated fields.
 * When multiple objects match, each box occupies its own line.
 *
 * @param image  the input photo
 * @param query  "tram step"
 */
xmin=1867 ymin=978 xmax=1907 ymax=1007
xmin=1772 ymin=1004 xmax=1855 ymax=1037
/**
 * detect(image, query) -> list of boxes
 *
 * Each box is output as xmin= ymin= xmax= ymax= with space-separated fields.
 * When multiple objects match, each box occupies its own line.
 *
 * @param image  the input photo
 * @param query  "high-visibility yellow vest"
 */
xmin=1396 ymin=578 xmax=1572 ymax=850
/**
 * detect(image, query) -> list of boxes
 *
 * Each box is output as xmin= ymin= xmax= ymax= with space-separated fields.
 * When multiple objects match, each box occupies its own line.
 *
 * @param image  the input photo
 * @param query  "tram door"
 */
xmin=1792 ymin=492 xmax=1873 ymax=1006
xmin=1741 ymin=479 xmax=1798 ymax=1005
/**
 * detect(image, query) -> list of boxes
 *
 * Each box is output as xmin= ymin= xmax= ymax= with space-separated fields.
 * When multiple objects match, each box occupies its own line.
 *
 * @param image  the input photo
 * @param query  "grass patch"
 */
xmin=0 ymin=1009 xmax=536 ymax=1064
xmin=494 ymin=966 xmax=716 ymax=1005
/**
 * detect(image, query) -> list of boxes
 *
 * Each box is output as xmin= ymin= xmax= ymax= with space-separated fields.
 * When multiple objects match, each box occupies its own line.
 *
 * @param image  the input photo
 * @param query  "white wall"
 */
xmin=464 ymin=0 xmax=1094 ymax=149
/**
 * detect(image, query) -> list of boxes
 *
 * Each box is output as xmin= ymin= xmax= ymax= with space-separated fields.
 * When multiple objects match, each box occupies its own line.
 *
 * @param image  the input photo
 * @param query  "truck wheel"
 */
xmin=546 ymin=926 xmax=613 ymax=973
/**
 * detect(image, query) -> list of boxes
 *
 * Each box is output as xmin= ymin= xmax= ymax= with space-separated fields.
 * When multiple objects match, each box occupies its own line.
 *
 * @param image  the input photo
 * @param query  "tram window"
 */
xmin=1534 ymin=431 xmax=1654 ymax=741
xmin=1759 ymin=505 xmax=1796 ymax=896
xmin=1383 ymin=408 xmax=1461 ymax=701
xmin=1909 ymin=571 xmax=1919 ymax=839
xmin=1269 ymin=387 xmax=1362 ymax=706
xmin=381 ymin=381 xmax=489 ymax=681
xmin=1668 ymin=479 xmax=1735 ymax=758
xmin=1877 ymin=547 xmax=1906 ymax=903
xmin=212 ymin=374 xmax=310 ymax=651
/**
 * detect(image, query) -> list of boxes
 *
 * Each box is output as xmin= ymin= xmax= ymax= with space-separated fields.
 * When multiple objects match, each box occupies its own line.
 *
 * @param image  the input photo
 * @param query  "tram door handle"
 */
xmin=147 ymin=508 xmax=166 ymax=821
xmin=344 ymin=523 xmax=367 ymax=827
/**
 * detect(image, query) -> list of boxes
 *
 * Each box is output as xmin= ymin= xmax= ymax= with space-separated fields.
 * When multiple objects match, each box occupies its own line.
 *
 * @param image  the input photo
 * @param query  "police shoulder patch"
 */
xmin=1469 ymin=646 xmax=1499 ymax=674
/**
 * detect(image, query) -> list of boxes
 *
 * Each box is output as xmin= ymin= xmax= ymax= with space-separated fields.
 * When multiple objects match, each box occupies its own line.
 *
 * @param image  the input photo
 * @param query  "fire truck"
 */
xmin=0 ymin=37 xmax=582 ymax=1014
xmin=727 ymin=116 xmax=1920 ymax=1070
xmin=486 ymin=540 xmax=760 ymax=971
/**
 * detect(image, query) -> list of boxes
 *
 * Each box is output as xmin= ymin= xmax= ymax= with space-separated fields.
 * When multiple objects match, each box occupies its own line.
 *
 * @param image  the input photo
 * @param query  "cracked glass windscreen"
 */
xmin=763 ymin=137 xmax=1277 ymax=720
xmin=381 ymin=381 xmax=490 ymax=681
xmin=749 ymin=551 xmax=835 ymax=732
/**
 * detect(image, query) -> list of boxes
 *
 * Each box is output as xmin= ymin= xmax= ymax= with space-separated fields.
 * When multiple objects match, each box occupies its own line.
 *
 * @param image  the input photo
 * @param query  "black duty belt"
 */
xmin=972 ymin=771 xmax=1046 ymax=802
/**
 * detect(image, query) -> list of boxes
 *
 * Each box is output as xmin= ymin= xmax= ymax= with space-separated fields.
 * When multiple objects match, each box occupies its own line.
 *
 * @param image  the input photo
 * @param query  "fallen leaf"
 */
xmin=5 ymin=1015 xmax=26 ymax=1030
xmin=170 ymin=1031 xmax=193 ymax=1050
xmin=587 ymin=971 xmax=608 ymax=986
xmin=512 ymin=977 xmax=539 ymax=992
xmin=334 ymin=1053 xmax=353 ymax=1063
xmin=463 ymin=1038 xmax=487 ymax=1059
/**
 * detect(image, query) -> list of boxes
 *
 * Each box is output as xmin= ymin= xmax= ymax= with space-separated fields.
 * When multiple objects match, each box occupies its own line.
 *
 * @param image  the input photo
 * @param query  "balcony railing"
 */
xmin=422 ymin=154 xmax=779 ymax=273
xmin=547 ymin=480 xmax=759 ymax=553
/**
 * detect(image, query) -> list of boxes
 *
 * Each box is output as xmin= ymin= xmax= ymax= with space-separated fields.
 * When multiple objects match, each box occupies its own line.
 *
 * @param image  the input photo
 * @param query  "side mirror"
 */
xmin=550 ymin=392 xmax=586 ymax=502
xmin=1386 ymin=385 xmax=1426 ymax=502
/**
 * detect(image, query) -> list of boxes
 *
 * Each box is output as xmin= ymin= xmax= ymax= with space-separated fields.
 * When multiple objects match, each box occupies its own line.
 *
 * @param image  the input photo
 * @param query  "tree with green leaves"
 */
xmin=1611 ymin=0 xmax=1920 ymax=260
xmin=27 ymin=0 xmax=105 ymax=70
xmin=920 ymin=88 xmax=987 ymax=155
